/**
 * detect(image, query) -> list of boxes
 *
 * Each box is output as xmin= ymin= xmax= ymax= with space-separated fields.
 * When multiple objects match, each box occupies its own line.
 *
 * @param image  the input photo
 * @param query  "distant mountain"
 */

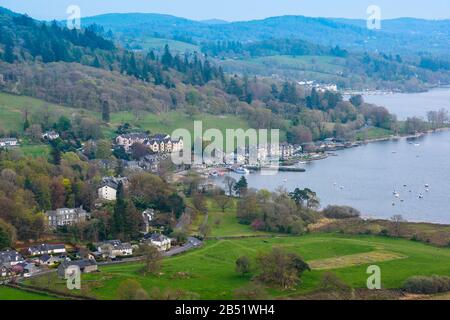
xmin=81 ymin=13 xmax=450 ymax=56
xmin=200 ymin=19 xmax=229 ymax=25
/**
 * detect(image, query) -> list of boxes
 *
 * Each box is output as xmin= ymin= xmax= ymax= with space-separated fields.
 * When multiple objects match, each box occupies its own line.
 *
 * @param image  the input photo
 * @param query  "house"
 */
xmin=144 ymin=134 xmax=183 ymax=154
xmin=0 ymin=250 xmax=25 ymax=267
xmin=57 ymin=259 xmax=98 ymax=278
xmin=115 ymin=133 xmax=149 ymax=151
xmin=142 ymin=209 xmax=155 ymax=233
xmin=0 ymin=138 xmax=19 ymax=148
xmin=38 ymin=254 xmax=66 ymax=266
xmin=19 ymin=262 xmax=39 ymax=277
xmin=0 ymin=265 xmax=11 ymax=277
xmin=27 ymin=243 xmax=66 ymax=256
xmin=96 ymin=240 xmax=133 ymax=258
xmin=45 ymin=207 xmax=89 ymax=228
xmin=143 ymin=233 xmax=172 ymax=251
xmin=97 ymin=177 xmax=128 ymax=201
xmin=42 ymin=131 xmax=60 ymax=140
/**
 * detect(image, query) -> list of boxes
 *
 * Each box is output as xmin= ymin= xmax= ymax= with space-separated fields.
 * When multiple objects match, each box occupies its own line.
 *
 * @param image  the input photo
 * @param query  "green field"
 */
xmin=0 ymin=92 xmax=253 ymax=143
xmin=0 ymin=286 xmax=58 ymax=300
xmin=109 ymin=111 xmax=251 ymax=140
xmin=24 ymin=233 xmax=450 ymax=300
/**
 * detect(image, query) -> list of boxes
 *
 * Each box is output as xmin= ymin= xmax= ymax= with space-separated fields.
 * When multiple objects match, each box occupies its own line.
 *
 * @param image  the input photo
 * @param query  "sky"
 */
xmin=0 ymin=0 xmax=449 ymax=21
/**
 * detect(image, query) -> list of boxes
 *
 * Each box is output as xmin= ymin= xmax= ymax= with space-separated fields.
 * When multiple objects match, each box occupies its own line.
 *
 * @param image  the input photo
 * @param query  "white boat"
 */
xmin=233 ymin=167 xmax=250 ymax=175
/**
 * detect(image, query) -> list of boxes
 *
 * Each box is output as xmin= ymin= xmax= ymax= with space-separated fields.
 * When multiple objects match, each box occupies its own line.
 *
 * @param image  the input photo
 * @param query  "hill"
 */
xmin=81 ymin=13 xmax=450 ymax=56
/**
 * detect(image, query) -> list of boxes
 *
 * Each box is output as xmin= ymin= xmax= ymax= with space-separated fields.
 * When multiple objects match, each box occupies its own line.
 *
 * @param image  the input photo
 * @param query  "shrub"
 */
xmin=322 ymin=205 xmax=361 ymax=219
xmin=402 ymin=275 xmax=450 ymax=294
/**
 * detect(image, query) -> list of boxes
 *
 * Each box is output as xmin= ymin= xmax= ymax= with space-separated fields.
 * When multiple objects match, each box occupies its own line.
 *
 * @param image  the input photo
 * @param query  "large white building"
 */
xmin=115 ymin=133 xmax=183 ymax=154
xmin=97 ymin=177 xmax=128 ymax=201
xmin=45 ymin=207 xmax=89 ymax=228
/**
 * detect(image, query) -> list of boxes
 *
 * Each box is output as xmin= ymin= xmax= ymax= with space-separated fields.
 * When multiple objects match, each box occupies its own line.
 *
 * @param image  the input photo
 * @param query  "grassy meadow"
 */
xmin=23 ymin=232 xmax=450 ymax=300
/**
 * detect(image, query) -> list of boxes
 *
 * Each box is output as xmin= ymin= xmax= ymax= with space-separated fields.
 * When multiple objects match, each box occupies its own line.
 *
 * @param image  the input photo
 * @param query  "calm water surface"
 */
xmin=219 ymin=89 xmax=450 ymax=224
xmin=222 ymin=131 xmax=450 ymax=223
xmin=363 ymin=87 xmax=450 ymax=120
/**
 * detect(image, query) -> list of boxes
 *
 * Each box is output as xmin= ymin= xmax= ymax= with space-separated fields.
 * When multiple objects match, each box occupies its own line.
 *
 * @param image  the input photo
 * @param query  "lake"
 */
xmin=220 ymin=131 xmax=450 ymax=223
xmin=363 ymin=87 xmax=450 ymax=120
xmin=217 ymin=88 xmax=450 ymax=224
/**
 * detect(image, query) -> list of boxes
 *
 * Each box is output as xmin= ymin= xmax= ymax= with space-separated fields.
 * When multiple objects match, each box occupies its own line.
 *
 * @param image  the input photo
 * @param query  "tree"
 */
xmin=391 ymin=214 xmax=406 ymax=237
xmin=223 ymin=176 xmax=236 ymax=196
xmin=112 ymin=181 xmax=126 ymax=238
xmin=0 ymin=219 xmax=16 ymax=249
xmin=199 ymin=221 xmax=212 ymax=238
xmin=139 ymin=245 xmax=163 ymax=275
xmin=130 ymin=142 xmax=149 ymax=160
xmin=233 ymin=176 xmax=248 ymax=197
xmin=235 ymin=256 xmax=251 ymax=276
xmin=50 ymin=142 xmax=62 ymax=165
xmin=192 ymin=192 xmax=207 ymax=214
xmin=349 ymin=95 xmax=364 ymax=107
xmin=256 ymin=247 xmax=310 ymax=289
xmin=214 ymin=194 xmax=232 ymax=212
xmin=101 ymin=100 xmax=110 ymax=122
xmin=289 ymin=188 xmax=319 ymax=209
xmin=95 ymin=140 xmax=112 ymax=159
xmin=116 ymin=279 xmax=149 ymax=300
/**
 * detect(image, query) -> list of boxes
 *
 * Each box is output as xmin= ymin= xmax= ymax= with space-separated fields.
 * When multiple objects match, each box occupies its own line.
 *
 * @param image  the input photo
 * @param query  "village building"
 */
xmin=115 ymin=133 xmax=149 ymax=151
xmin=97 ymin=176 xmax=128 ymax=201
xmin=0 ymin=138 xmax=19 ymax=148
xmin=144 ymin=134 xmax=183 ymax=154
xmin=96 ymin=240 xmax=133 ymax=258
xmin=143 ymin=233 xmax=172 ymax=251
xmin=38 ymin=254 xmax=68 ymax=266
xmin=27 ymin=243 xmax=66 ymax=256
xmin=57 ymin=259 xmax=98 ymax=278
xmin=45 ymin=207 xmax=89 ymax=228
xmin=142 ymin=209 xmax=155 ymax=234
xmin=0 ymin=250 xmax=25 ymax=267
xmin=41 ymin=131 xmax=60 ymax=140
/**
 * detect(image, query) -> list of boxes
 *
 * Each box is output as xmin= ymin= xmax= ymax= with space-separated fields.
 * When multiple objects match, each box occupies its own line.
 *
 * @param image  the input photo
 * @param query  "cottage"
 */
xmin=97 ymin=177 xmax=128 ymax=201
xmin=38 ymin=254 xmax=66 ymax=266
xmin=27 ymin=243 xmax=66 ymax=256
xmin=97 ymin=240 xmax=133 ymax=258
xmin=0 ymin=138 xmax=19 ymax=148
xmin=45 ymin=207 xmax=89 ymax=228
xmin=143 ymin=233 xmax=172 ymax=251
xmin=41 ymin=131 xmax=60 ymax=140
xmin=0 ymin=250 xmax=25 ymax=267
xmin=57 ymin=259 xmax=97 ymax=278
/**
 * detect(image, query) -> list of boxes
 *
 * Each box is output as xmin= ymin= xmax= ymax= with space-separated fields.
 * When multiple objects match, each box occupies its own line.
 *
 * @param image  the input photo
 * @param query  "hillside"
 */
xmin=81 ymin=13 xmax=450 ymax=56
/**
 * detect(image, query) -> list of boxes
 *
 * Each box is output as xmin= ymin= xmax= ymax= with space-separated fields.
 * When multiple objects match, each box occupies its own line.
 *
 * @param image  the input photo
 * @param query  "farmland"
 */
xmin=24 ymin=233 xmax=450 ymax=300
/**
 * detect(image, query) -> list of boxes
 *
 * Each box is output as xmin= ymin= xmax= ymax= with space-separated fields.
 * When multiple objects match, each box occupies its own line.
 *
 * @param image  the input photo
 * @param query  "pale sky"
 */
xmin=0 ymin=0 xmax=449 ymax=21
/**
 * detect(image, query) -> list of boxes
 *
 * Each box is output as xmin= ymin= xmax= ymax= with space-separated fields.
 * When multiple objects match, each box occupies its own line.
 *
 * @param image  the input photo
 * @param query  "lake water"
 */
xmin=363 ymin=87 xmax=450 ymax=120
xmin=217 ymin=88 xmax=450 ymax=224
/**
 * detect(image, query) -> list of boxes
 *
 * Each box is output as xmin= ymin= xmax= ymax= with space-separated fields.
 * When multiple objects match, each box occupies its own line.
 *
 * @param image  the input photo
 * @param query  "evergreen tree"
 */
xmin=234 ymin=176 xmax=248 ymax=197
xmin=112 ymin=181 xmax=126 ymax=237
xmin=102 ymin=100 xmax=110 ymax=122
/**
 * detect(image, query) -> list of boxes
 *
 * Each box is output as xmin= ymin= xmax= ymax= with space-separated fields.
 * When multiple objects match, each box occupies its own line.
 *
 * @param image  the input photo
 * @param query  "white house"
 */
xmin=97 ymin=177 xmax=128 ymax=201
xmin=27 ymin=243 xmax=66 ymax=256
xmin=0 ymin=138 xmax=19 ymax=148
xmin=144 ymin=233 xmax=171 ymax=251
xmin=41 ymin=131 xmax=60 ymax=140
xmin=45 ymin=207 xmax=89 ymax=228
xmin=97 ymin=240 xmax=133 ymax=258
